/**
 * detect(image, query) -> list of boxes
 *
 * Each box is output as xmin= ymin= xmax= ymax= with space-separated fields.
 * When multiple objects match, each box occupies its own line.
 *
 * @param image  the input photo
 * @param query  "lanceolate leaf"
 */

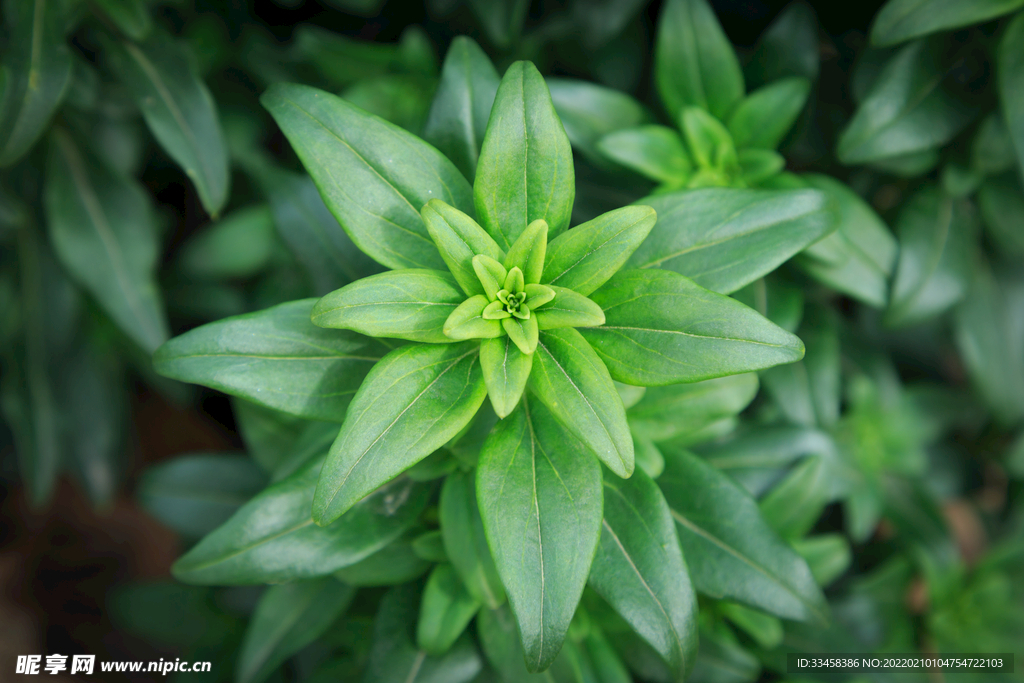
xmin=529 ymin=329 xmax=634 ymax=478
xmin=311 ymin=269 xmax=464 ymax=344
xmin=172 ymin=457 xmax=430 ymax=584
xmin=582 ymin=269 xmax=804 ymax=386
xmin=237 ymin=578 xmax=354 ymax=683
xmin=627 ymin=374 xmax=759 ymax=443
xmin=417 ymin=565 xmax=482 ymax=656
xmin=262 ymin=82 xmax=473 ymax=270
xmin=440 ymin=469 xmax=506 ymax=609
xmin=479 ymin=336 xmax=533 ymax=418
xmin=153 ymin=299 xmax=382 ymax=421
xmin=45 ymin=128 xmax=169 ymax=353
xmin=654 ymin=0 xmax=745 ymax=121
xmin=106 ymin=32 xmax=230 ymax=215
xmin=547 ymin=78 xmax=652 ymax=165
xmin=871 ymin=0 xmax=1024 ymax=47
xmin=727 ymin=77 xmax=811 ymax=150
xmin=422 ymin=36 xmax=500 ymax=181
xmin=658 ymin=448 xmax=828 ymax=623
xmin=421 ymin=199 xmax=505 ymax=297
xmin=1000 ymin=13 xmax=1024 ymax=183
xmin=475 ymin=62 xmax=575 ymax=249
xmin=542 ymin=206 xmax=657 ymax=296
xmin=312 ymin=342 xmax=486 ymax=524
xmin=588 ymin=468 xmax=698 ymax=681
xmin=477 ymin=604 xmax=558 ymax=683
xmin=477 ymin=399 xmax=603 ymax=672
xmin=597 ymin=126 xmax=692 ymax=185
xmin=626 ymin=188 xmax=834 ymax=295
xmin=0 ymin=0 xmax=71 ymax=166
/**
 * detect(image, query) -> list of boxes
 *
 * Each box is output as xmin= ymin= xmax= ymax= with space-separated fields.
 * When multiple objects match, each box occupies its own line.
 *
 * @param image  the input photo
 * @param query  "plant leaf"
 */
xmin=534 ymin=286 xmax=605 ymax=331
xmin=422 ymin=199 xmax=505 ymax=297
xmin=479 ymin=336 xmax=533 ymax=418
xmin=597 ymin=126 xmax=692 ymax=184
xmin=446 ymin=295 xmax=504 ymax=340
xmin=977 ymin=174 xmax=1024 ymax=258
xmin=747 ymin=2 xmax=820 ymax=86
xmin=474 ymin=61 xmax=575 ymax=249
xmin=626 ymin=188 xmax=834 ymax=294
xmin=761 ymin=306 xmax=840 ymax=428
xmin=1000 ymin=12 xmax=1024 ymax=183
xmin=504 ymin=219 xmax=548 ymax=286
xmin=871 ymin=0 xmax=1024 ymax=47
xmin=177 ymin=205 xmax=277 ymax=280
xmin=417 ymin=565 xmax=482 ymax=656
xmin=886 ymin=185 xmax=976 ymax=327
xmin=529 ymin=328 xmax=634 ymax=477
xmin=588 ymin=467 xmax=698 ymax=680
xmin=476 ymin=399 xmax=603 ymax=672
xmin=172 ymin=457 xmax=430 ymax=584
xmin=237 ymin=578 xmax=354 ymax=683
xmin=334 ymin=532 xmax=431 ymax=586
xmin=654 ymin=0 xmax=744 ymax=120
xmin=440 ymin=469 xmax=506 ymax=608
xmin=45 ymin=128 xmax=169 ymax=353
xmin=547 ymin=78 xmax=651 ymax=166
xmin=582 ymin=269 xmax=803 ymax=386
xmin=154 ymin=299 xmax=382 ymax=421
xmin=313 ymin=342 xmax=486 ymax=524
xmin=106 ymin=32 xmax=229 ymax=215
xmin=423 ymin=36 xmax=500 ymax=181
xmin=727 ymin=77 xmax=811 ymax=150
xmin=312 ymin=269 xmax=464 ymax=343
xmin=542 ymin=206 xmax=657 ymax=296
xmin=627 ymin=374 xmax=758 ymax=443
xmin=262 ymin=82 xmax=473 ymax=270
xmin=658 ymin=448 xmax=828 ymax=622
xmin=93 ymin=0 xmax=152 ymax=40
xmin=792 ymin=534 xmax=852 ymax=586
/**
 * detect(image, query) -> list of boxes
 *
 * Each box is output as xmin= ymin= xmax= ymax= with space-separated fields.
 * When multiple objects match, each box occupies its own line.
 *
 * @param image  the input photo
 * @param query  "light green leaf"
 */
xmin=417 ymin=565 xmax=482 ymax=656
xmin=503 ymin=315 xmax=539 ymax=355
xmin=441 ymin=469 xmax=506 ymax=608
xmin=0 ymin=0 xmax=72 ymax=166
xmin=542 ymin=206 xmax=656 ymax=296
xmin=1000 ymin=13 xmax=1024 ymax=183
xmin=422 ymin=199 xmax=505 ymax=297
xmin=479 ymin=336 xmax=533 ymax=418
xmin=529 ymin=328 xmax=634 ymax=477
xmin=792 ymin=534 xmax=852 ymax=586
xmin=313 ymin=342 xmax=486 ymax=524
xmin=138 ymin=454 xmax=267 ymax=539
xmin=534 ymin=286 xmax=605 ymax=331
xmin=759 ymin=456 xmax=830 ymax=539
xmin=727 ymin=78 xmax=811 ymax=150
xmin=475 ymin=61 xmax=575 ymax=249
xmin=107 ymin=32 xmax=229 ymax=215
xmin=154 ymin=299 xmax=382 ymax=421
xmin=45 ymin=128 xmax=168 ymax=353
xmin=837 ymin=39 xmax=978 ymax=165
xmin=423 ymin=37 xmax=500 ymax=181
xmin=312 ymin=269 xmax=464 ymax=343
xmin=737 ymin=149 xmax=785 ymax=185
xmin=583 ymin=269 xmax=803 ymax=386
xmin=262 ymin=82 xmax=473 ymax=270
xmin=680 ymin=106 xmax=738 ymax=170
xmin=886 ymin=186 xmax=976 ymax=327
xmin=547 ymin=78 xmax=651 ymax=165
xmin=654 ymin=0 xmax=745 ymax=120
xmin=596 ymin=126 xmax=691 ymax=184
xmin=477 ymin=399 xmax=603 ymax=672
xmin=172 ymin=457 xmax=430 ymax=584
xmin=626 ymin=188 xmax=834 ymax=294
xmin=177 ymin=205 xmax=277 ymax=280
xmin=871 ymin=0 xmax=1024 ymax=47
xmin=446 ymin=295 xmax=504 ymax=340
xmin=504 ymin=219 xmax=548 ymax=286
xmin=658 ymin=448 xmax=828 ymax=622
xmin=237 ymin=578 xmax=354 ymax=683
xmin=627 ymin=374 xmax=758 ymax=443
xmin=588 ymin=468 xmax=698 ymax=680
xmin=413 ymin=530 xmax=449 ymax=563
xmin=718 ymin=602 xmax=782 ymax=650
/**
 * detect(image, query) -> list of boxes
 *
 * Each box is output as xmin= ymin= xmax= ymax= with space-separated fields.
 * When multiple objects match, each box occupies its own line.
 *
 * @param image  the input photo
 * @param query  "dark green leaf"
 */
xmin=588 ymin=468 xmax=698 ymax=680
xmin=313 ymin=342 xmax=486 ymax=524
xmin=312 ymin=269 xmax=464 ymax=343
xmin=272 ymin=420 xmax=340 ymax=483
xmin=596 ymin=126 xmax=691 ymax=184
xmin=474 ymin=62 xmax=575 ymax=249
xmin=93 ymin=0 xmax=152 ymax=40
xmin=262 ymin=82 xmax=473 ymax=270
xmin=972 ymin=112 xmax=1017 ymax=176
xmin=342 ymin=75 xmax=434 ymax=134
xmin=1000 ymin=13 xmax=1024 ymax=183
xmin=178 ymin=205 xmax=277 ymax=280
xmin=153 ymin=299 xmax=382 ymax=421
xmin=654 ymin=0 xmax=744 ymax=120
xmin=423 ymin=37 xmax=500 ymax=181
xmin=478 ymin=604 xmax=562 ymax=682
xmin=626 ymin=188 xmax=834 ymax=294
xmin=547 ymin=78 xmax=651 ymax=165
xmin=172 ymin=457 xmax=430 ymax=584
xmin=658 ymin=448 xmax=827 ymax=622
xmin=737 ymin=149 xmax=785 ymax=185
xmin=237 ymin=578 xmax=354 ymax=683
xmin=334 ymin=532 xmax=431 ymax=586
xmin=582 ymin=269 xmax=804 ymax=386
xmin=529 ymin=328 xmax=634 ymax=478
xmin=886 ymin=186 xmax=976 ymax=327
xmin=413 ymin=530 xmax=450 ymax=563
xmin=628 ymin=374 xmax=758 ymax=443
xmin=467 ymin=0 xmax=529 ymax=49
xmin=138 ymin=454 xmax=267 ymax=538
xmin=441 ymin=469 xmax=506 ymax=609
xmin=871 ymin=0 xmax=1024 ymax=47
xmin=747 ymin=2 xmax=820 ymax=86
xmin=759 ymin=456 xmax=830 ymax=539
xmin=45 ymin=128 xmax=168 ymax=353
xmin=232 ymin=400 xmax=305 ymax=474
xmin=978 ymin=174 xmax=1024 ymax=258
xmin=477 ymin=399 xmax=603 ymax=672
xmin=542 ymin=206 xmax=656 ymax=296
xmin=0 ymin=0 xmax=72 ymax=166
xmin=837 ymin=38 xmax=978 ymax=165
xmin=107 ymin=32 xmax=229 ymax=215
xmin=727 ymin=77 xmax=811 ymax=150
xmin=689 ymin=626 xmax=760 ymax=683
xmin=761 ymin=306 xmax=840 ymax=428
xmin=363 ymin=584 xmax=482 ymax=683
xmin=417 ymin=565 xmax=482 ymax=656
